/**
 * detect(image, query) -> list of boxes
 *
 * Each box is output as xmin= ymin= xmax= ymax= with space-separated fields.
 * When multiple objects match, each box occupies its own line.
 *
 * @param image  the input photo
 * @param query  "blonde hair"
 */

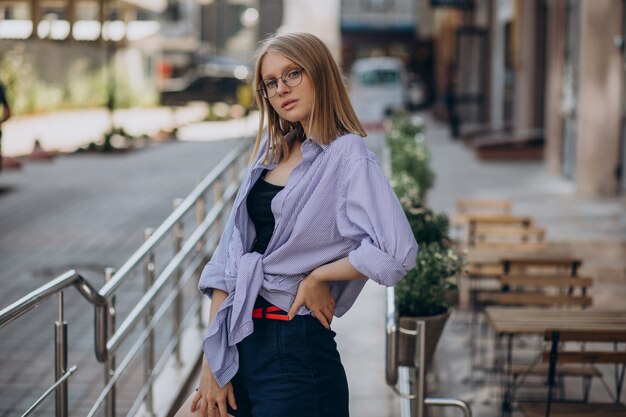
xmin=250 ymin=32 xmax=366 ymax=164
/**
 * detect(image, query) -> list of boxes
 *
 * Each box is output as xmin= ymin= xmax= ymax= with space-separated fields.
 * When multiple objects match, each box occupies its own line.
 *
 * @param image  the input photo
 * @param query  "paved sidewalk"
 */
xmin=1 ymin=105 xmax=259 ymax=157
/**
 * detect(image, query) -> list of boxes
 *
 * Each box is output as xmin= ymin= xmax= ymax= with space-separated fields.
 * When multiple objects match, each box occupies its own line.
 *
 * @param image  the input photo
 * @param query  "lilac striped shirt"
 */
xmin=198 ymin=130 xmax=418 ymax=387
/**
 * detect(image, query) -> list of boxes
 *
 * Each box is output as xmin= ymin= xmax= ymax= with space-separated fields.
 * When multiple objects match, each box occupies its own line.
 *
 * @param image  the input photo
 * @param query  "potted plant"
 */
xmin=387 ymin=114 xmax=464 ymax=369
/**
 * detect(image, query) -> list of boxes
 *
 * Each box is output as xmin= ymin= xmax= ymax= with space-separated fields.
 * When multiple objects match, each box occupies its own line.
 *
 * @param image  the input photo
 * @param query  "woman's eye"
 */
xmin=266 ymin=80 xmax=278 ymax=89
xmin=288 ymin=70 xmax=299 ymax=79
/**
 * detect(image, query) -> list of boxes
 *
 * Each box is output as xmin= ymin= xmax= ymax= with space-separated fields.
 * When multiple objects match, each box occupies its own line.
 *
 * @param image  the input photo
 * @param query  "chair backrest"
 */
xmin=497 ymin=275 xmax=593 ymax=308
xmin=542 ymin=329 xmax=626 ymax=417
xmin=543 ymin=330 xmax=626 ymax=364
xmin=456 ymin=199 xmax=513 ymax=214
xmin=465 ymin=214 xmax=534 ymax=248
xmin=502 ymin=258 xmax=582 ymax=276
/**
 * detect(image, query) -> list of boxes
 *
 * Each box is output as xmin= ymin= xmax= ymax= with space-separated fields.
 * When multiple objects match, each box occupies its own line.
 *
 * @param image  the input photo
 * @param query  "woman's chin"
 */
xmin=281 ymin=114 xmax=303 ymax=124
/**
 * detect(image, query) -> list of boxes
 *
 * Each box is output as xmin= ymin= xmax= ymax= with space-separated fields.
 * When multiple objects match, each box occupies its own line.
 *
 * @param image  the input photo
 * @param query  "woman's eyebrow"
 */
xmin=262 ymin=65 xmax=298 ymax=81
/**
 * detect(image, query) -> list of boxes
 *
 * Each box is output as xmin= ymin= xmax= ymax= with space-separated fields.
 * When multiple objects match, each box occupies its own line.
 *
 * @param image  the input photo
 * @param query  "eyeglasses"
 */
xmin=257 ymin=68 xmax=305 ymax=99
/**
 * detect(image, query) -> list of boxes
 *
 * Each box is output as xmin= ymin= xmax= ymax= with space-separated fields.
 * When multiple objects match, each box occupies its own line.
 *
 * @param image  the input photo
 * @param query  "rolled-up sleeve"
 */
xmin=337 ymin=157 xmax=418 ymax=287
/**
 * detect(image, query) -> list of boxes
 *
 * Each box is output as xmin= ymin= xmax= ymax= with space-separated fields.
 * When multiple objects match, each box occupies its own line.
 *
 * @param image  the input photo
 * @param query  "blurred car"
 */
xmin=407 ymin=73 xmax=427 ymax=110
xmin=159 ymin=55 xmax=253 ymax=107
xmin=349 ymin=57 xmax=408 ymax=125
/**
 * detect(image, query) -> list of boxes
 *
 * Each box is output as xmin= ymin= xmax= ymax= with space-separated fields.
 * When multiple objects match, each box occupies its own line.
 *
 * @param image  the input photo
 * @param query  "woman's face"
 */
xmin=260 ymin=51 xmax=314 ymax=129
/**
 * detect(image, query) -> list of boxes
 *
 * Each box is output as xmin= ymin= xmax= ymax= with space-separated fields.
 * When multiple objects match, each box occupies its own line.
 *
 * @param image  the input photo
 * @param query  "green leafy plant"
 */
xmin=396 ymin=242 xmax=463 ymax=316
xmin=399 ymin=193 xmax=450 ymax=246
xmin=386 ymin=113 xmax=464 ymax=317
xmin=386 ymin=114 xmax=435 ymax=201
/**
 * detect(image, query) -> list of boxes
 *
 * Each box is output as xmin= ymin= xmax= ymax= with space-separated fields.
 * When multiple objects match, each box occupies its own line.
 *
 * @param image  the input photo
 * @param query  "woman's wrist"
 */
xmin=308 ymin=268 xmax=327 ymax=283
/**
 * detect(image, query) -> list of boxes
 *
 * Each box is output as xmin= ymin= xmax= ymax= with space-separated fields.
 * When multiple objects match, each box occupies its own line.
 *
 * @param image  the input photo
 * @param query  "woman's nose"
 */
xmin=276 ymin=79 xmax=290 ymax=95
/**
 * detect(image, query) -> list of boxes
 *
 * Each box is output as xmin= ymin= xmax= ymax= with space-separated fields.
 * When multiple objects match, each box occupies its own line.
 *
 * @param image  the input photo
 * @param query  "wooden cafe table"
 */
xmin=484 ymin=307 xmax=626 ymax=415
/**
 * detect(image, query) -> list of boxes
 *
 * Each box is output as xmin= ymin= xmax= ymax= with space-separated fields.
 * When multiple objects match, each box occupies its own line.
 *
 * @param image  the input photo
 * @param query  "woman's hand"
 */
xmin=287 ymin=272 xmax=335 ymax=328
xmin=190 ymin=358 xmax=236 ymax=417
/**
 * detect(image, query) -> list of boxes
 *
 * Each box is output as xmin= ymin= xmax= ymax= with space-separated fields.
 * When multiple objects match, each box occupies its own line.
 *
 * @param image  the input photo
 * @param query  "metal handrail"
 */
xmin=95 ymin=141 xmax=250 ymax=362
xmin=385 ymin=287 xmax=472 ymax=417
xmin=105 ymin=192 xmax=231 ymax=354
xmin=0 ymin=270 xmax=107 ymax=328
xmin=0 ymin=137 xmax=254 ymax=417
xmin=22 ymin=366 xmax=78 ymax=417
xmin=98 ymin=139 xmax=251 ymax=299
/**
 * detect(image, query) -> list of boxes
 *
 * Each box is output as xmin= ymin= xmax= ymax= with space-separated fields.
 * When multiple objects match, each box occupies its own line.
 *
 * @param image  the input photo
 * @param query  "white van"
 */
xmin=349 ymin=57 xmax=408 ymax=126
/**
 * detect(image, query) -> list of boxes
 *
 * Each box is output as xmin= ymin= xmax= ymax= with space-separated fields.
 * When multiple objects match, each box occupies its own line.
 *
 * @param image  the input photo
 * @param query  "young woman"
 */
xmin=188 ymin=32 xmax=418 ymax=417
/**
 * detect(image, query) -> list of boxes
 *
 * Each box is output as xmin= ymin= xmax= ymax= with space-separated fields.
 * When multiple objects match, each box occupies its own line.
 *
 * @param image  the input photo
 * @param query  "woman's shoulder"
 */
xmin=328 ymin=132 xmax=375 ymax=163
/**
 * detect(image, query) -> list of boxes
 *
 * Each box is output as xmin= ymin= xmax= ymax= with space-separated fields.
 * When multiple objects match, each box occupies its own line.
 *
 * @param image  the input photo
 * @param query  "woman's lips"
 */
xmin=281 ymin=99 xmax=298 ymax=109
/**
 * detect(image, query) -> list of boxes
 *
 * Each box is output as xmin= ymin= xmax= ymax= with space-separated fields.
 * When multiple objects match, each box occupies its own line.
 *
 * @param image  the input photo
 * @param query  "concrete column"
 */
xmin=576 ymin=0 xmax=624 ymax=196
xmin=484 ymin=0 xmax=494 ymax=122
xmin=120 ymin=5 xmax=131 ymax=43
xmin=29 ymin=0 xmax=42 ymax=40
xmin=544 ymin=0 xmax=567 ymax=174
xmin=489 ymin=0 xmax=511 ymax=126
xmin=416 ymin=0 xmax=435 ymax=38
xmin=513 ymin=0 xmax=538 ymax=130
xmin=99 ymin=0 xmax=106 ymax=41
xmin=65 ymin=0 xmax=77 ymax=41
xmin=282 ymin=0 xmax=341 ymax=63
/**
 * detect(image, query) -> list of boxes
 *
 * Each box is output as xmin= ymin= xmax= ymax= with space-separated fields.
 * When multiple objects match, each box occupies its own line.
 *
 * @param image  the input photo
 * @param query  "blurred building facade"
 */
xmin=0 ymin=0 xmax=176 ymax=112
xmin=429 ymin=0 xmax=626 ymax=197
xmin=0 ymin=0 xmax=281 ymax=111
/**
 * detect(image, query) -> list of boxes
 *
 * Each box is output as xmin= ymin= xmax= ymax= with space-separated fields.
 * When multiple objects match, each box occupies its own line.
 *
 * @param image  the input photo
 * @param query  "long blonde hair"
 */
xmin=250 ymin=32 xmax=366 ymax=164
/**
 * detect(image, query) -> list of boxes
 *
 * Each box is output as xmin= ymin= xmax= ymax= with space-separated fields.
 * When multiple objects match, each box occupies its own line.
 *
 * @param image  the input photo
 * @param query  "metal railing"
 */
xmin=385 ymin=287 xmax=473 ymax=417
xmin=0 ymin=138 xmax=253 ymax=417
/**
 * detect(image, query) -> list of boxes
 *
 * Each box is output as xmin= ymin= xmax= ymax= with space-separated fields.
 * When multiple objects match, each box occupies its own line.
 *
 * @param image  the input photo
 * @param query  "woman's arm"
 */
xmin=309 ymin=256 xmax=366 ymax=283
xmin=287 ymin=257 xmax=365 ymax=327
xmin=191 ymin=289 xmax=237 ymax=417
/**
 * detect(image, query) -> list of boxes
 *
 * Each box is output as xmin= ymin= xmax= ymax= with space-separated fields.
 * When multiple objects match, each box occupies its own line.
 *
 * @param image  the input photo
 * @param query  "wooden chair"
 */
xmin=489 ymin=274 xmax=597 ymax=403
xmin=454 ymin=213 xmax=535 ymax=249
xmin=464 ymin=257 xmax=592 ymax=314
xmin=475 ymin=263 xmax=591 ymax=398
xmin=455 ymin=198 xmax=513 ymax=214
xmin=518 ymin=329 xmax=626 ymax=417
xmin=476 ymin=257 xmax=593 ymax=308
xmin=452 ymin=199 xmax=513 ymax=242
xmin=502 ymin=258 xmax=582 ymax=277
xmin=493 ymin=275 xmax=593 ymax=308
xmin=472 ymin=224 xmax=546 ymax=250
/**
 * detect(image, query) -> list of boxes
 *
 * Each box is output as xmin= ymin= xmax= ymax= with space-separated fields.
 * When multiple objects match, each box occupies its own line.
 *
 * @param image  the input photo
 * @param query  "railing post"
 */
xmin=173 ymin=198 xmax=184 ymax=365
xmin=196 ymin=185 xmax=209 ymax=328
xmin=104 ymin=268 xmax=116 ymax=417
xmin=415 ymin=320 xmax=427 ymax=417
xmin=230 ymin=163 xmax=239 ymax=193
xmin=55 ymin=291 xmax=68 ymax=417
xmin=143 ymin=228 xmax=156 ymax=417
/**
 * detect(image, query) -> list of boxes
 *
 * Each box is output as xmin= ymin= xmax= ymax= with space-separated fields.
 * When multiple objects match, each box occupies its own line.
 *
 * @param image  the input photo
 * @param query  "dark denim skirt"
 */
xmin=227 ymin=297 xmax=349 ymax=417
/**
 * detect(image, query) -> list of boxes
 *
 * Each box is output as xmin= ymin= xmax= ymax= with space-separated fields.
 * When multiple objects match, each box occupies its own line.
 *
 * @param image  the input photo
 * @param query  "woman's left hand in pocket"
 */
xmin=287 ymin=273 xmax=335 ymax=329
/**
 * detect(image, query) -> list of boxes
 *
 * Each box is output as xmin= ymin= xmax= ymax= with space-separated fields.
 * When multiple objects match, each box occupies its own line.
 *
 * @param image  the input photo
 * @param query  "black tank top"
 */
xmin=247 ymin=169 xmax=284 ymax=254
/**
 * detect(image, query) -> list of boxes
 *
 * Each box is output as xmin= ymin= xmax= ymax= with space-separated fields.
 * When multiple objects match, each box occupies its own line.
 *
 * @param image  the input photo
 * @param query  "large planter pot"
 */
xmin=397 ymin=309 xmax=451 ymax=368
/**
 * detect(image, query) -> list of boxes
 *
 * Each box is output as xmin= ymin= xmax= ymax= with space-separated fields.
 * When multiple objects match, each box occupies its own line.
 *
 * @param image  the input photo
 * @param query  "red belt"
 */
xmin=252 ymin=305 xmax=290 ymax=321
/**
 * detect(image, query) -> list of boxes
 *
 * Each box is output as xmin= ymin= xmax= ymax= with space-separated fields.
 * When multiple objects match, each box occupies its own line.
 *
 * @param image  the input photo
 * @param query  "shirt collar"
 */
xmin=253 ymin=129 xmax=330 ymax=169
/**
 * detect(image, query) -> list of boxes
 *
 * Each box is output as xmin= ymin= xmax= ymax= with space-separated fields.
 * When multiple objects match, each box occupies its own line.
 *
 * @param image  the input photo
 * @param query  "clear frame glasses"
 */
xmin=257 ymin=68 xmax=305 ymax=99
